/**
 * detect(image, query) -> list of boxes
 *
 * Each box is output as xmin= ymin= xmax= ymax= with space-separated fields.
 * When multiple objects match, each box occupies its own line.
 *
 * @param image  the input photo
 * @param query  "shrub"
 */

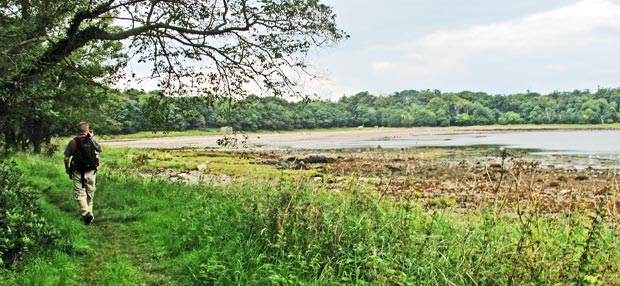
xmin=0 ymin=160 xmax=57 ymax=268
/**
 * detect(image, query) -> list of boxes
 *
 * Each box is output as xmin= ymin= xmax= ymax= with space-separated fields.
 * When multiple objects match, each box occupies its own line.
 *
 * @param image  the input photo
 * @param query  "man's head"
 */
xmin=78 ymin=122 xmax=89 ymax=135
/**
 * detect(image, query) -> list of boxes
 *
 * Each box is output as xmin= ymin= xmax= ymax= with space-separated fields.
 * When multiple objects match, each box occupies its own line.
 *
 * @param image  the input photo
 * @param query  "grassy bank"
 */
xmin=98 ymin=127 xmax=370 ymax=141
xmin=1 ymin=148 xmax=619 ymax=285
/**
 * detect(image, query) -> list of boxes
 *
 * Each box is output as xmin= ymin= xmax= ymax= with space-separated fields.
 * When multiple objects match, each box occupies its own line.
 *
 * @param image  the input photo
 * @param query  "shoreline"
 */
xmin=102 ymin=125 xmax=620 ymax=150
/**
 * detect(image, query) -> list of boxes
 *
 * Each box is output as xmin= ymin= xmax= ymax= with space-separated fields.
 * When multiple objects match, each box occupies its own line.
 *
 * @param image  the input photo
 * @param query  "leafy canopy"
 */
xmin=1 ymin=0 xmax=347 ymax=97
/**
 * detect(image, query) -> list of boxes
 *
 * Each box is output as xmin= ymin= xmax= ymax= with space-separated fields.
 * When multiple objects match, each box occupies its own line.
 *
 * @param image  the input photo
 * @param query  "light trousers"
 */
xmin=72 ymin=170 xmax=96 ymax=217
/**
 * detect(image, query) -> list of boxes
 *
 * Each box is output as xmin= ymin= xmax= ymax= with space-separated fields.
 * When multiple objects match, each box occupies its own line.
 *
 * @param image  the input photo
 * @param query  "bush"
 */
xmin=0 ymin=160 xmax=57 ymax=268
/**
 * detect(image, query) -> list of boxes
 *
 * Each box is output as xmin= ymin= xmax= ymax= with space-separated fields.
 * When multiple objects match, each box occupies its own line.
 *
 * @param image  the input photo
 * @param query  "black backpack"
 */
xmin=71 ymin=135 xmax=99 ymax=172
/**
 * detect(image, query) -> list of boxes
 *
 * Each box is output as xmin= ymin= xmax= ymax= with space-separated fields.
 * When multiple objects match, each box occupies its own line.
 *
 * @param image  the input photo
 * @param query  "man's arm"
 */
xmin=64 ymin=156 xmax=71 ymax=173
xmin=91 ymin=138 xmax=103 ymax=153
xmin=63 ymin=140 xmax=73 ymax=173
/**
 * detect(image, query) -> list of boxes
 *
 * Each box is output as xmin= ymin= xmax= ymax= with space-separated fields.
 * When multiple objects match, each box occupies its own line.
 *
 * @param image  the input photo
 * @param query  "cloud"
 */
xmin=545 ymin=64 xmax=568 ymax=72
xmin=371 ymin=61 xmax=397 ymax=74
xmin=359 ymin=0 xmax=620 ymax=94
xmin=302 ymin=78 xmax=359 ymax=101
xmin=421 ymin=0 xmax=620 ymax=53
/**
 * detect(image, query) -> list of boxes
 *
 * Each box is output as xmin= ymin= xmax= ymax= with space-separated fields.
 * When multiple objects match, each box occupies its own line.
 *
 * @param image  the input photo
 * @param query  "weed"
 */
xmin=2 ymin=149 xmax=620 ymax=285
xmin=0 ymin=160 xmax=58 ymax=268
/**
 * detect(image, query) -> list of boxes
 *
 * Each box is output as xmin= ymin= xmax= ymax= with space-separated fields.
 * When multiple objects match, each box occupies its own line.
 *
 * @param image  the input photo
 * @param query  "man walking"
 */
xmin=64 ymin=122 xmax=102 ymax=225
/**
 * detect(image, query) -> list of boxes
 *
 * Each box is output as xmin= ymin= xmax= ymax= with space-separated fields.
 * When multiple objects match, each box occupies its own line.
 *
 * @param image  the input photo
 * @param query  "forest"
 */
xmin=5 ymin=85 xmax=620 ymax=153
xmin=66 ymin=86 xmax=620 ymax=133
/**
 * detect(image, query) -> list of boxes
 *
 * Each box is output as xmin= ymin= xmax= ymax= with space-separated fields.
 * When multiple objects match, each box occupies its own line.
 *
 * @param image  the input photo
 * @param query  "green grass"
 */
xmin=97 ymin=127 xmax=365 ymax=141
xmin=100 ymin=147 xmax=314 ymax=180
xmin=97 ymin=129 xmax=223 ymax=140
xmin=2 ymin=151 xmax=620 ymax=285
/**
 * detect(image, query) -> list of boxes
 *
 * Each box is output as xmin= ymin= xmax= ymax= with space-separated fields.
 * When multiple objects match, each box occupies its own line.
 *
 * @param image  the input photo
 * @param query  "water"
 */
xmin=396 ymin=130 xmax=620 ymax=155
xmin=295 ymin=130 xmax=620 ymax=170
xmin=402 ymin=130 xmax=620 ymax=169
xmin=298 ymin=130 xmax=617 ymax=154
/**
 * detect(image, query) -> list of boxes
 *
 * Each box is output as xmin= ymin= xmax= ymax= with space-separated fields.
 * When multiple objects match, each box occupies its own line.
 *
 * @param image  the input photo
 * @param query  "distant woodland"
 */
xmin=95 ymin=88 xmax=620 ymax=133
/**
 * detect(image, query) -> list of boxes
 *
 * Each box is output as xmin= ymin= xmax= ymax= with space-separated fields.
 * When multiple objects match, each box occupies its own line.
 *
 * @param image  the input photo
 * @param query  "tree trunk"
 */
xmin=30 ymin=118 xmax=43 ymax=154
xmin=4 ymin=125 xmax=18 ymax=151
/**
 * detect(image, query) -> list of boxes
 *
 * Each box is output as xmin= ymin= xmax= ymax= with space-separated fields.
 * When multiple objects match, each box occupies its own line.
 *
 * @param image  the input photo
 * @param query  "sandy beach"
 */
xmin=102 ymin=126 xmax=572 ymax=149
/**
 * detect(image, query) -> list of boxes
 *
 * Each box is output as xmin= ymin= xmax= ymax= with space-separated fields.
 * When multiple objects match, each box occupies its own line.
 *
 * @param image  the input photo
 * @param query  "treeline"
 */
xmin=102 ymin=88 xmax=620 ymax=134
xmin=3 ymin=87 xmax=620 ymax=153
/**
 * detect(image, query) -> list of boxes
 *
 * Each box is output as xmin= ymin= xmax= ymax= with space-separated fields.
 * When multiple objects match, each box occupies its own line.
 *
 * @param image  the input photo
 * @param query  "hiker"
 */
xmin=64 ymin=122 xmax=102 ymax=225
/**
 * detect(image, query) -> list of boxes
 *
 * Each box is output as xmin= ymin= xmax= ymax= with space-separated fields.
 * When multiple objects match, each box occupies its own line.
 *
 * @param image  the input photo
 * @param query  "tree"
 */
xmin=140 ymin=93 xmax=171 ymax=132
xmin=454 ymin=113 xmax=471 ymax=126
xmin=470 ymin=103 xmax=495 ymax=125
xmin=580 ymin=99 xmax=604 ymax=124
xmin=498 ymin=112 xmax=523 ymax=125
xmin=528 ymin=106 xmax=545 ymax=124
xmin=427 ymin=97 xmax=450 ymax=126
xmin=411 ymin=107 xmax=436 ymax=126
xmin=1 ymin=0 xmax=347 ymax=150
xmin=110 ymin=93 xmax=145 ymax=133
xmin=353 ymin=105 xmax=378 ymax=127
xmin=0 ymin=34 xmax=124 ymax=151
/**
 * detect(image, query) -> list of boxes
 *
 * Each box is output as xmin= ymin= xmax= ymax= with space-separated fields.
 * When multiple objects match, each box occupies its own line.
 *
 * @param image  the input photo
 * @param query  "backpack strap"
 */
xmin=70 ymin=136 xmax=84 ymax=153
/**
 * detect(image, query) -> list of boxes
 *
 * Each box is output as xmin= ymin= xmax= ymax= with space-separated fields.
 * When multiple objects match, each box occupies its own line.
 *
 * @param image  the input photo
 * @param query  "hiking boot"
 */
xmin=83 ymin=213 xmax=94 ymax=225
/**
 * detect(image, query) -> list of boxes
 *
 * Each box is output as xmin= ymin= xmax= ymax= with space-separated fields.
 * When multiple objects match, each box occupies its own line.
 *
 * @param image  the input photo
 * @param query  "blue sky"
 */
xmin=304 ymin=0 xmax=620 ymax=99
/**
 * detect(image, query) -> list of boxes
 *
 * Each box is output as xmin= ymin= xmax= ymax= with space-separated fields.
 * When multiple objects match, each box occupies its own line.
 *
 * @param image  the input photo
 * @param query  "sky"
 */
xmin=303 ymin=0 xmax=620 ymax=100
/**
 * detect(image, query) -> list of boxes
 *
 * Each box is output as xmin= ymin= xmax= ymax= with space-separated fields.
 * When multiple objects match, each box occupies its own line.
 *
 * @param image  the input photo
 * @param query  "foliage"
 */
xmin=1 ymin=0 xmax=347 ymax=152
xmin=0 ymin=160 xmax=58 ymax=268
xmin=92 ymin=87 xmax=620 ymax=134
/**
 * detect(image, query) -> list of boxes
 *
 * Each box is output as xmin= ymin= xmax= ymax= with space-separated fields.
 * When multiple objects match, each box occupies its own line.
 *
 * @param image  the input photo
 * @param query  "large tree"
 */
xmin=0 ymin=0 xmax=346 ymax=150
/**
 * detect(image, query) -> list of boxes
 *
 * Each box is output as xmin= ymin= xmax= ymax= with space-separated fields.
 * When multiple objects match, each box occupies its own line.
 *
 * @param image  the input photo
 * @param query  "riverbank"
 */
xmin=4 ymin=138 xmax=620 ymax=285
xmin=102 ymin=125 xmax=620 ymax=150
xmin=95 ymin=144 xmax=620 ymax=216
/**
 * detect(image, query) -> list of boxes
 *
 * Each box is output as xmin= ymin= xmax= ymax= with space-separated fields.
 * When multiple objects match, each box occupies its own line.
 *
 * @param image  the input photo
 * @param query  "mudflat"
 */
xmin=102 ymin=126 xmax=577 ymax=149
xmin=102 ymin=126 xmax=620 ymax=215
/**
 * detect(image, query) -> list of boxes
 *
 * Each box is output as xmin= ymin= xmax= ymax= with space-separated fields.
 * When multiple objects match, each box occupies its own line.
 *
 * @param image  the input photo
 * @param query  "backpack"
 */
xmin=71 ymin=135 xmax=99 ymax=172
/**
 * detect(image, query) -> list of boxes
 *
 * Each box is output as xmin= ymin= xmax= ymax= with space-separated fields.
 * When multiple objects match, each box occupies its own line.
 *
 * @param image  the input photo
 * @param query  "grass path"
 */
xmin=28 ymin=161 xmax=179 ymax=286
xmin=81 ymin=218 xmax=173 ymax=285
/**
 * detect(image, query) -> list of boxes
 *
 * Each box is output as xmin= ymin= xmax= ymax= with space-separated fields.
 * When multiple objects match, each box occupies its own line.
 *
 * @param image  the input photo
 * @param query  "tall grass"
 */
xmin=2 ymin=151 xmax=619 ymax=285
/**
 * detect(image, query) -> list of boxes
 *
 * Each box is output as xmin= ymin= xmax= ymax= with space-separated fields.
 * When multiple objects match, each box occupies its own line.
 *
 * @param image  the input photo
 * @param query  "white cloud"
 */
xmin=545 ymin=64 xmax=568 ymax=72
xmin=421 ymin=0 xmax=620 ymax=53
xmin=302 ymin=78 xmax=359 ymax=101
xmin=406 ymin=52 xmax=425 ymax=62
xmin=356 ymin=0 xmax=620 ymax=94
xmin=371 ymin=61 xmax=397 ymax=74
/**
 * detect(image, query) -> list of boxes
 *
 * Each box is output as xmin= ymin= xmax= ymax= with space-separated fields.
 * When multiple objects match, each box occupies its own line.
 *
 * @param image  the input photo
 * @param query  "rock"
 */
xmin=255 ymin=159 xmax=280 ymax=165
xmin=197 ymin=164 xmax=207 ymax=172
xmin=306 ymin=155 xmax=336 ymax=164
xmin=292 ymin=161 xmax=307 ymax=170
xmin=574 ymin=175 xmax=589 ymax=181
xmin=219 ymin=174 xmax=232 ymax=185
xmin=387 ymin=165 xmax=402 ymax=172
